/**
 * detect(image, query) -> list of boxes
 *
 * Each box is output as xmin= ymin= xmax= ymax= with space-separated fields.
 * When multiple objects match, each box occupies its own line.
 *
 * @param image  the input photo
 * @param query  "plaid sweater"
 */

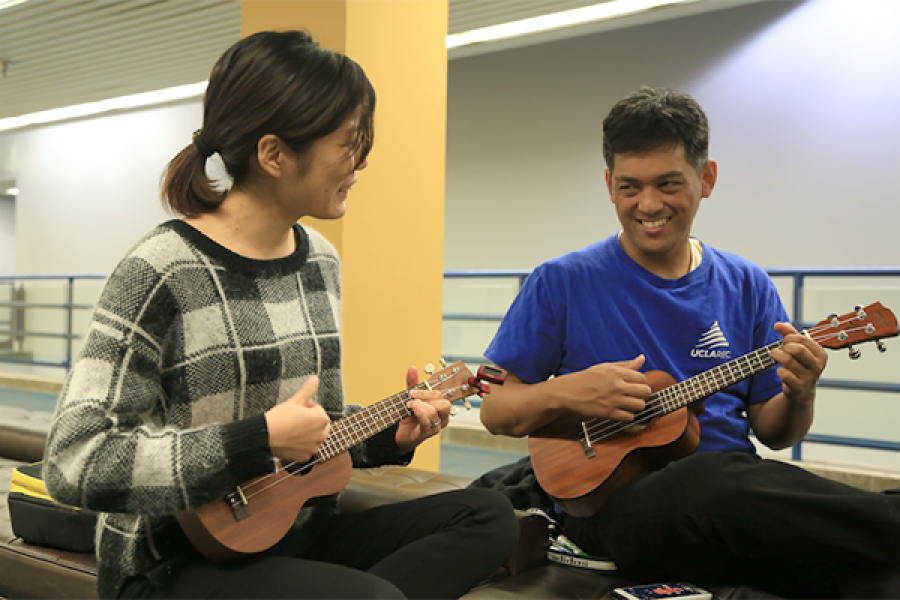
xmin=44 ymin=220 xmax=408 ymax=598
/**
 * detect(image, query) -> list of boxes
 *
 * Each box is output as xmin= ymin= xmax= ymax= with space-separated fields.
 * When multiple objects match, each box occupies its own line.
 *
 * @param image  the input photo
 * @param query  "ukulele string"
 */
xmin=579 ymin=322 xmax=869 ymax=446
xmin=228 ymin=372 xmax=468 ymax=503
xmin=231 ymin=387 xmax=422 ymax=502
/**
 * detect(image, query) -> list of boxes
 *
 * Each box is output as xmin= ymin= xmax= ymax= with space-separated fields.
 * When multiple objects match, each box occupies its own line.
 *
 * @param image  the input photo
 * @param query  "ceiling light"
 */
xmin=0 ymin=0 xmax=31 ymax=11
xmin=3 ymin=188 xmax=18 ymax=196
xmin=446 ymin=0 xmax=700 ymax=49
xmin=0 ymin=81 xmax=208 ymax=133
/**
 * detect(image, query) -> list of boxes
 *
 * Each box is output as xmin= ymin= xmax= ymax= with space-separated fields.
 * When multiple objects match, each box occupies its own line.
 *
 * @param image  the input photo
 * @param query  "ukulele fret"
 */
xmin=533 ymin=303 xmax=898 ymax=519
xmin=318 ymin=393 xmax=414 ymax=461
xmin=652 ymin=341 xmax=782 ymax=413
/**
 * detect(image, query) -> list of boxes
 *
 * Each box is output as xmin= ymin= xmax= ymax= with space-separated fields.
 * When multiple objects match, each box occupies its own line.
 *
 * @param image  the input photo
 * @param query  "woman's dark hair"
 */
xmin=602 ymin=86 xmax=709 ymax=173
xmin=162 ymin=30 xmax=376 ymax=216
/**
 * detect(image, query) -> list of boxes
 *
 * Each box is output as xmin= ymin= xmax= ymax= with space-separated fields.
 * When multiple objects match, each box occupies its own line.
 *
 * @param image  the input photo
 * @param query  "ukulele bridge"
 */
xmin=580 ymin=421 xmax=596 ymax=458
xmin=227 ymin=486 xmax=251 ymax=521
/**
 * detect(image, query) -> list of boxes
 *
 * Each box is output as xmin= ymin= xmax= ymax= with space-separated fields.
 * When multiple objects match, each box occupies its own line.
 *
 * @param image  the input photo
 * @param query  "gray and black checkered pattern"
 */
xmin=44 ymin=220 xmax=408 ymax=598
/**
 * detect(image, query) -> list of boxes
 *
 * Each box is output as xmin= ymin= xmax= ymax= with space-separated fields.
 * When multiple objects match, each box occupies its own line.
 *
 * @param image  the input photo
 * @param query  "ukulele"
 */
xmin=177 ymin=361 xmax=506 ymax=563
xmin=529 ymin=302 xmax=898 ymax=517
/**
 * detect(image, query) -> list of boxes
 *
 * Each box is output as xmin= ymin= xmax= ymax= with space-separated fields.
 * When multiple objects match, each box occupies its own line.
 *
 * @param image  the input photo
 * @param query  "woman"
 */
xmin=44 ymin=30 xmax=518 ymax=600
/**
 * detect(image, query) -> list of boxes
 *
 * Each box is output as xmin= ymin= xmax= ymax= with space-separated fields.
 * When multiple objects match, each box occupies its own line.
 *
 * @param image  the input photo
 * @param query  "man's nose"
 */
xmin=635 ymin=189 xmax=664 ymax=214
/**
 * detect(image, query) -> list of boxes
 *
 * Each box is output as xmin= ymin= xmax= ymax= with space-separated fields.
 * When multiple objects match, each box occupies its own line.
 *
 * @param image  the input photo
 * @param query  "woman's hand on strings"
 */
xmin=265 ymin=375 xmax=331 ymax=464
xmin=396 ymin=366 xmax=451 ymax=455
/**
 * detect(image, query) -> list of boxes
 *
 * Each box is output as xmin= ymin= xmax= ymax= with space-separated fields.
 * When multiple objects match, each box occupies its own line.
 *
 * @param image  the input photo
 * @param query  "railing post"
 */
xmin=65 ymin=277 xmax=75 ymax=371
xmin=792 ymin=273 xmax=804 ymax=328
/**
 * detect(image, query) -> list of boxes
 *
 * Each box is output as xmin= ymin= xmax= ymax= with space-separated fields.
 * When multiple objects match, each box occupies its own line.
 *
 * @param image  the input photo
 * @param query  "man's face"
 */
xmin=605 ymin=144 xmax=716 ymax=276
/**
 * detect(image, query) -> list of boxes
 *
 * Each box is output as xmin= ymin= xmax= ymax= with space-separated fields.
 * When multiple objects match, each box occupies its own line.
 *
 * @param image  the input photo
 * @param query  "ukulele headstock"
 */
xmin=422 ymin=360 xmax=507 ymax=410
xmin=812 ymin=302 xmax=898 ymax=358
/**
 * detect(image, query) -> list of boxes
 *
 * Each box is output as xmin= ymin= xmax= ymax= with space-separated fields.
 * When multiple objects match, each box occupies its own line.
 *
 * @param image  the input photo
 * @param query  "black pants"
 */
xmin=124 ymin=488 xmax=518 ymax=599
xmin=563 ymin=452 xmax=900 ymax=598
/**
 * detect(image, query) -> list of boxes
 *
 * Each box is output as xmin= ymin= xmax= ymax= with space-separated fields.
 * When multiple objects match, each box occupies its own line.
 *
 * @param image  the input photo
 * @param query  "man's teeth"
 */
xmin=642 ymin=219 xmax=668 ymax=228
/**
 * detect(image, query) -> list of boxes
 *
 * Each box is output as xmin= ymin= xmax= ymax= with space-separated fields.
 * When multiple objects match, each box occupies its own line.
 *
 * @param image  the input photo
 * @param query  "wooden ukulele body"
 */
xmin=529 ymin=370 xmax=700 ymax=517
xmin=177 ymin=453 xmax=351 ymax=563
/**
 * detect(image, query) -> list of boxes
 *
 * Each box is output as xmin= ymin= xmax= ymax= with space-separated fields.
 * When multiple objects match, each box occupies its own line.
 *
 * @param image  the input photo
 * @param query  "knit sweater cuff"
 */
xmin=221 ymin=414 xmax=275 ymax=483
xmin=367 ymin=423 xmax=414 ymax=466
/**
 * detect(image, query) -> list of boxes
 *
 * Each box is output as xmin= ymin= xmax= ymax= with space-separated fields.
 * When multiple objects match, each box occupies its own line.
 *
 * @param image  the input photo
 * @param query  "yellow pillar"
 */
xmin=241 ymin=1 xmax=448 ymax=471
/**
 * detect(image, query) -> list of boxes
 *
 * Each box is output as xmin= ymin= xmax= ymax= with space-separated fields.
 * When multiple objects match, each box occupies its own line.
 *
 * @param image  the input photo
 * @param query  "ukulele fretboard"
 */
xmin=636 ymin=340 xmax=782 ymax=420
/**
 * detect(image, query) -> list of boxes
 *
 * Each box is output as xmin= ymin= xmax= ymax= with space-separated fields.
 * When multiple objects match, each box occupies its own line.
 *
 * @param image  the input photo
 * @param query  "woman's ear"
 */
xmin=256 ymin=134 xmax=285 ymax=178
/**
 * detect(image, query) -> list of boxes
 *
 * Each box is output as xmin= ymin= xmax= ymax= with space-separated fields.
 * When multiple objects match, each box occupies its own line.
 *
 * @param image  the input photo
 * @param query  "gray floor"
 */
xmin=439 ymin=442 xmax=524 ymax=480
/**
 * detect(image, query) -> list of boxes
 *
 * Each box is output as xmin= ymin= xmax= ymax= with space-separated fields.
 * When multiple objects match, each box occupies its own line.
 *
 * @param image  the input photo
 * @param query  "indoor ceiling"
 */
xmin=0 ymin=0 xmax=769 ymax=121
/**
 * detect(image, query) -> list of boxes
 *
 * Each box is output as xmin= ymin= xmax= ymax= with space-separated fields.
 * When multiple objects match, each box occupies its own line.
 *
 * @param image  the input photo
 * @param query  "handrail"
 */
xmin=0 ymin=274 xmax=107 ymax=370
xmin=1 ymin=268 xmax=898 ymax=465
xmin=444 ymin=266 xmax=900 ymax=463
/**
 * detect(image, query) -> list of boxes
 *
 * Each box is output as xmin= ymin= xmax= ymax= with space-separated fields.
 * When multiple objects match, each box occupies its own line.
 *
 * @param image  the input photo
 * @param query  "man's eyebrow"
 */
xmin=613 ymin=170 xmax=684 ymax=183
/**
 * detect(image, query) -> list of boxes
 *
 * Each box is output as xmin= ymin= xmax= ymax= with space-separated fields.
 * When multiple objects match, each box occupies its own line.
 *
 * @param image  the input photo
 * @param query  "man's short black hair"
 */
xmin=602 ymin=86 xmax=709 ymax=173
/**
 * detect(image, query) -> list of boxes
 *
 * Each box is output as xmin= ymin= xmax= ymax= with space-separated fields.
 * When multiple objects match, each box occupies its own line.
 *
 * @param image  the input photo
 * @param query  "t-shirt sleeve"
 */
xmin=484 ymin=266 xmax=565 ymax=383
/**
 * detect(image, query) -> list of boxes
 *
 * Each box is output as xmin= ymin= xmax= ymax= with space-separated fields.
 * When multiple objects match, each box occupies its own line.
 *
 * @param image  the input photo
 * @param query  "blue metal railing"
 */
xmin=0 ymin=274 xmax=107 ymax=370
xmin=1 ymin=268 xmax=899 ymax=463
xmin=444 ymin=267 xmax=900 ymax=461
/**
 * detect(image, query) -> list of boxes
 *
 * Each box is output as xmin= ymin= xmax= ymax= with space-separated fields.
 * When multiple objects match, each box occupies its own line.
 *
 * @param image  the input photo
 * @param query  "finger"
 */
xmin=409 ymin=399 xmax=442 ymax=429
xmin=606 ymin=408 xmax=639 ymax=423
xmin=294 ymin=375 xmax=320 ymax=405
xmin=406 ymin=366 xmax=419 ymax=389
xmin=611 ymin=354 xmax=645 ymax=371
xmin=409 ymin=388 xmax=443 ymax=402
xmin=774 ymin=321 xmax=799 ymax=337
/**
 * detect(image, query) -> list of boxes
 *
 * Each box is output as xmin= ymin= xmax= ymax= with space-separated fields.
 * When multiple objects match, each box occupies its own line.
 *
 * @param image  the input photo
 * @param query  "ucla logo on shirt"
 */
xmin=691 ymin=321 xmax=732 ymax=359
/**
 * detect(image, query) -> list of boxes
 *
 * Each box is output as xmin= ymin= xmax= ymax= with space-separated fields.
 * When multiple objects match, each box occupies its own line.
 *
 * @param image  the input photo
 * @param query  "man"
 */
xmin=478 ymin=86 xmax=900 ymax=598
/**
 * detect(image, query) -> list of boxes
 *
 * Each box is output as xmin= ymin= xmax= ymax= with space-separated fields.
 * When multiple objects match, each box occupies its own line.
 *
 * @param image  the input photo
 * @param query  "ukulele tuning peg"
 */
xmin=876 ymin=341 xmax=888 ymax=354
xmin=462 ymin=398 xmax=472 ymax=410
xmin=848 ymin=346 xmax=862 ymax=360
xmin=449 ymin=406 xmax=459 ymax=416
xmin=439 ymin=358 xmax=448 ymax=368
xmin=423 ymin=363 xmax=435 ymax=375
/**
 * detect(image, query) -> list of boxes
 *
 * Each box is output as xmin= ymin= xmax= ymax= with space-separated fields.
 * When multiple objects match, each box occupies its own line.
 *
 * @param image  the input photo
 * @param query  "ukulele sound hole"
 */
xmin=624 ymin=422 xmax=648 ymax=434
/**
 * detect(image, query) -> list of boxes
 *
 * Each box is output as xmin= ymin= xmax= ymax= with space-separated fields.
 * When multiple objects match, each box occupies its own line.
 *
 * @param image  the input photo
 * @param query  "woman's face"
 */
xmin=285 ymin=118 xmax=369 ymax=221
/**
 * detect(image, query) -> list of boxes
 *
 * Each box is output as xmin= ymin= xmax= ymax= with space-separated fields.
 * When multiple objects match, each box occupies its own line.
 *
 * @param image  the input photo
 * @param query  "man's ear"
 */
xmin=256 ymin=134 xmax=285 ymax=178
xmin=701 ymin=159 xmax=718 ymax=198
xmin=605 ymin=168 xmax=614 ymax=203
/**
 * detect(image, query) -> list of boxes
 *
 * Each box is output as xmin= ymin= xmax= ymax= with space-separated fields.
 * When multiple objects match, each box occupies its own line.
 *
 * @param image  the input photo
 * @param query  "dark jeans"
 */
xmin=563 ymin=452 xmax=900 ymax=598
xmin=122 ymin=488 xmax=518 ymax=599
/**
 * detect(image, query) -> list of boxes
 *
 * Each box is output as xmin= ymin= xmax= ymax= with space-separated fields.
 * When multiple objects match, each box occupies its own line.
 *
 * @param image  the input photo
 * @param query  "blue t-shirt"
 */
xmin=484 ymin=235 xmax=789 ymax=454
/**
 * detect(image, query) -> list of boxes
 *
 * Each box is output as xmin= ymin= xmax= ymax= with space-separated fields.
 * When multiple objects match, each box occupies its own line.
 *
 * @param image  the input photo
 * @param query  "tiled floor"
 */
xmin=439 ymin=442 xmax=524 ymax=479
xmin=0 ymin=388 xmax=57 ymax=412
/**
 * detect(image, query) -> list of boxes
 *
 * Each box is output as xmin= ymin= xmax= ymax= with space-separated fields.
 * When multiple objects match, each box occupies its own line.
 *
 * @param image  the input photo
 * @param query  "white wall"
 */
xmin=7 ymin=101 xmax=200 ymax=274
xmin=442 ymin=0 xmax=900 ymax=471
xmin=445 ymin=0 xmax=900 ymax=271
xmin=0 ymin=0 xmax=899 ymax=469
xmin=0 ymin=198 xmax=14 ymax=274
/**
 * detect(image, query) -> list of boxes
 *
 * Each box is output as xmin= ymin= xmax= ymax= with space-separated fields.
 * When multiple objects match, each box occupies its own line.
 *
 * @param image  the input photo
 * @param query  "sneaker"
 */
xmin=524 ymin=507 xmax=619 ymax=573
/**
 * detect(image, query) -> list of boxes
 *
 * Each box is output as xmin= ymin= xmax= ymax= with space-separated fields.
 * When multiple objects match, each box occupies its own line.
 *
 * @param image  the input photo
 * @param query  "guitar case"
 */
xmin=7 ymin=461 xmax=97 ymax=553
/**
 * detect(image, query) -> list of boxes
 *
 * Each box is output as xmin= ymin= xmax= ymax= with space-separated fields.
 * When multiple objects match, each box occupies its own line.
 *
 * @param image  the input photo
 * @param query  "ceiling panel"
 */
xmin=0 ymin=0 xmax=240 ymax=119
xmin=0 ymin=0 xmax=768 ymax=122
xmin=448 ymin=0 xmax=611 ymax=34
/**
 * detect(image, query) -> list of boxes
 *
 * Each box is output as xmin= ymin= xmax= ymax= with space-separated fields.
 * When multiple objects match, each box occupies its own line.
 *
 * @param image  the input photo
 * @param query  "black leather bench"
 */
xmin=1 ymin=405 xmax=778 ymax=599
